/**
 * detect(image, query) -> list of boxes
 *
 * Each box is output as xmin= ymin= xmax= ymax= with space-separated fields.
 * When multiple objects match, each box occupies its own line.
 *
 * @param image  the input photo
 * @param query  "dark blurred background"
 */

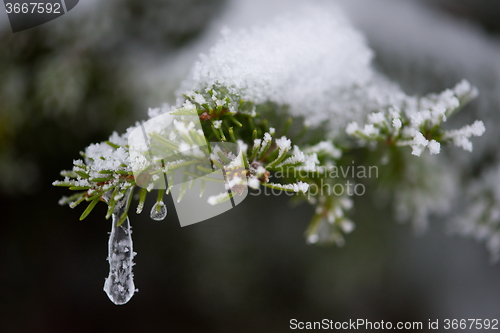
xmin=1 ymin=1 xmax=500 ymax=332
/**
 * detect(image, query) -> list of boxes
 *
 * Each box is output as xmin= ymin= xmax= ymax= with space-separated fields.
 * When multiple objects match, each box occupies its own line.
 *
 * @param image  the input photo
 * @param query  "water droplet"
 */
xmin=103 ymin=189 xmax=136 ymax=305
xmin=150 ymin=201 xmax=167 ymax=221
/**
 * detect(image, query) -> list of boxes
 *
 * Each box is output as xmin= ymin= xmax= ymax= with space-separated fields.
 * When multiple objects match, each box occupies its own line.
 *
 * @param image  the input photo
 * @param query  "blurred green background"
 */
xmin=1 ymin=1 xmax=500 ymax=332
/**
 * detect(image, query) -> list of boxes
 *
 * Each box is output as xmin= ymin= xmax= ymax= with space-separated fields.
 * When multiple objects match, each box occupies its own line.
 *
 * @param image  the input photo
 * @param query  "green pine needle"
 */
xmin=105 ymin=141 xmax=120 ymax=149
xmin=117 ymin=188 xmax=134 ymax=227
xmin=136 ymin=187 xmax=148 ymax=214
xmin=75 ymin=170 xmax=90 ymax=179
xmin=80 ymin=197 xmax=100 ymax=221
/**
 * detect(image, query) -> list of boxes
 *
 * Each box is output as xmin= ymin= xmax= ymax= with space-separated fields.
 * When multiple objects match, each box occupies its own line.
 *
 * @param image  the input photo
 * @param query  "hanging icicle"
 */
xmin=103 ymin=188 xmax=137 ymax=305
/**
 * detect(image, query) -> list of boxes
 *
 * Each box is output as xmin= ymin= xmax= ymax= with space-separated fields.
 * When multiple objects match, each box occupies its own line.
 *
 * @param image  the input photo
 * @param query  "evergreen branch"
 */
xmin=54 ymin=81 xmax=484 ymax=247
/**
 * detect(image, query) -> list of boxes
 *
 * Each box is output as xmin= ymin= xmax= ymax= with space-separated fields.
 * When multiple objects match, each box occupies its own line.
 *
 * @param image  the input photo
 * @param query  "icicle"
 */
xmin=150 ymin=201 xmax=167 ymax=221
xmin=103 ymin=188 xmax=136 ymax=305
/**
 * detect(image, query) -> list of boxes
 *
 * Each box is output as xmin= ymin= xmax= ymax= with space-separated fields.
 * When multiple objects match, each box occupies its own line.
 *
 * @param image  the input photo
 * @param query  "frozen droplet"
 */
xmin=103 ymin=189 xmax=136 ymax=305
xmin=150 ymin=201 xmax=167 ymax=221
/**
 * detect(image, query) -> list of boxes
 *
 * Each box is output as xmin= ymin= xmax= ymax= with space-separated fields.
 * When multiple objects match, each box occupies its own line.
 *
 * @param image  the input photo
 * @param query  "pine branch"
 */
xmin=54 ymin=81 xmax=484 ymax=246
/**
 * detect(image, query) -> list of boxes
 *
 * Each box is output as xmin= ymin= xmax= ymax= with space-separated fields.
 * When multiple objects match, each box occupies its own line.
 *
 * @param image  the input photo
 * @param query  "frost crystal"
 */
xmin=213 ymin=120 xmax=222 ymax=129
xmin=361 ymin=124 xmax=379 ymax=137
xmin=427 ymin=140 xmax=441 ymax=155
xmin=368 ymin=112 xmax=385 ymax=124
xmin=449 ymin=164 xmax=500 ymax=261
xmin=304 ymin=141 xmax=342 ymax=160
xmin=275 ymin=136 xmax=291 ymax=157
xmin=345 ymin=122 xmax=359 ymax=136
xmin=236 ymin=140 xmax=248 ymax=154
xmin=248 ymin=176 xmax=260 ymax=189
xmin=411 ymin=132 xmax=429 ymax=157
xmin=207 ymin=192 xmax=231 ymax=205
xmin=267 ymin=181 xmax=309 ymax=193
xmin=444 ymin=120 xmax=485 ymax=152
xmin=344 ymin=78 xmax=484 ymax=157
